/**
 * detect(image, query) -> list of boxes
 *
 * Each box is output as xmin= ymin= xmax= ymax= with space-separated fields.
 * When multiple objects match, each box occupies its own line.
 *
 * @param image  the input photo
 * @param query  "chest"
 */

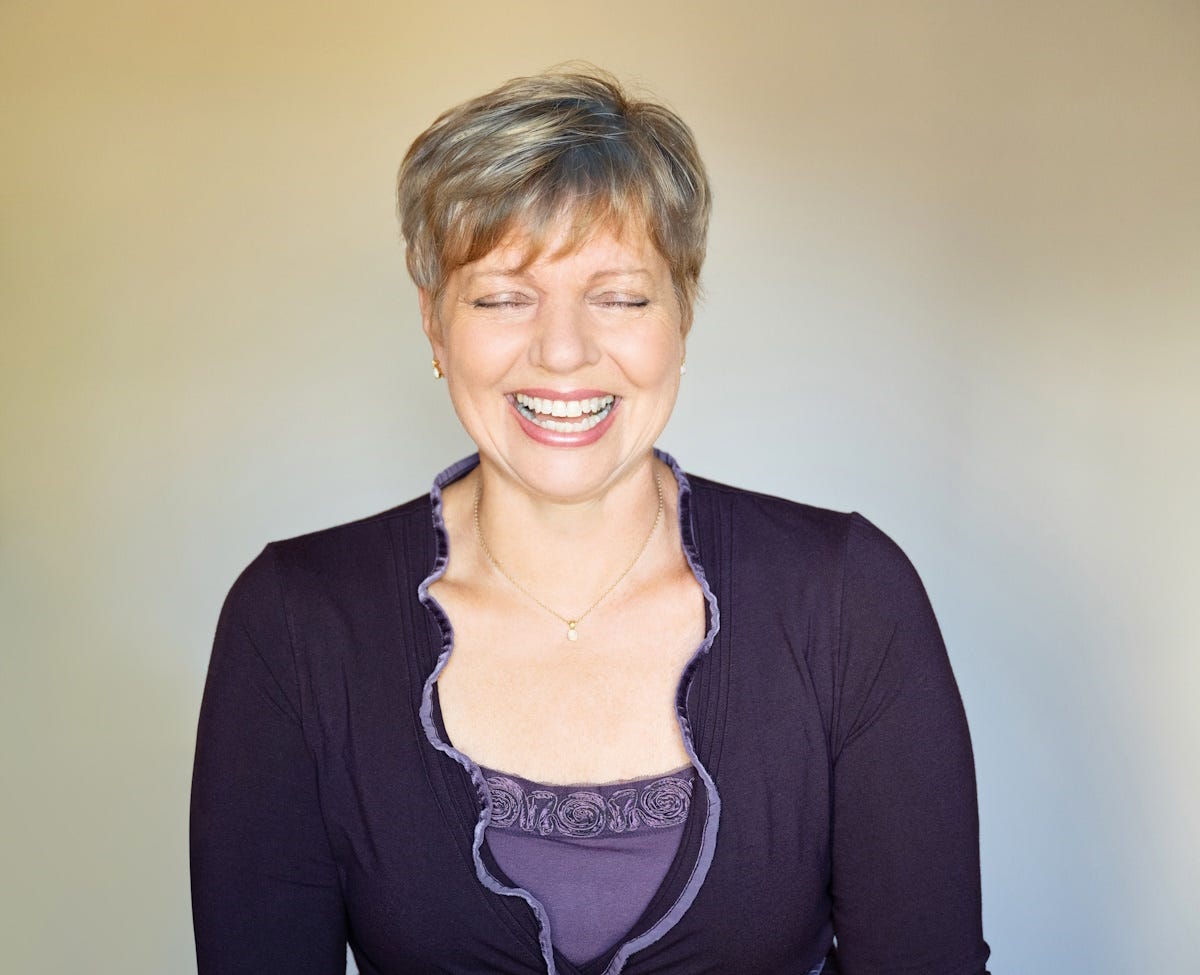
xmin=326 ymin=624 xmax=835 ymax=975
xmin=430 ymin=569 xmax=706 ymax=782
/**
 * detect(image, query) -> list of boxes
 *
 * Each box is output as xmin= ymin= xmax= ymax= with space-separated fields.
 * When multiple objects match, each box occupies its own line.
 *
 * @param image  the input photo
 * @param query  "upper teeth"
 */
xmin=515 ymin=393 xmax=615 ymax=417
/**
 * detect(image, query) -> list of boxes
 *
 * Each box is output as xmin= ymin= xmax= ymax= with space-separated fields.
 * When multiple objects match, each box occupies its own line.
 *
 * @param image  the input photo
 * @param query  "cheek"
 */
xmin=614 ymin=327 xmax=684 ymax=385
xmin=444 ymin=323 xmax=523 ymax=385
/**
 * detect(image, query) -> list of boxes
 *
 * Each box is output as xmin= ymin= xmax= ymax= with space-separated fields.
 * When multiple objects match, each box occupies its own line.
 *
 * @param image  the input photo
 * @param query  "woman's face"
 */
xmin=422 ymin=218 xmax=686 ymax=503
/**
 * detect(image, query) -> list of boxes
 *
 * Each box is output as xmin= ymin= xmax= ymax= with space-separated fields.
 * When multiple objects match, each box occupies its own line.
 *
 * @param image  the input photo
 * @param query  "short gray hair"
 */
xmin=397 ymin=67 xmax=711 ymax=326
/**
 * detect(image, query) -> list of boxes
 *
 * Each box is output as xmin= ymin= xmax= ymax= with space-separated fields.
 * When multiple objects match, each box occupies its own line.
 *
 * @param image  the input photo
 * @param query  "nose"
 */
xmin=529 ymin=297 xmax=599 ymax=374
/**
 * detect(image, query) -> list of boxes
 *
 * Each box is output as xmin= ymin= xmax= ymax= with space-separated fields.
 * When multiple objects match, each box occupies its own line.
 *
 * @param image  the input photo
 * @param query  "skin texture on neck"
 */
xmin=442 ymin=452 xmax=673 ymax=624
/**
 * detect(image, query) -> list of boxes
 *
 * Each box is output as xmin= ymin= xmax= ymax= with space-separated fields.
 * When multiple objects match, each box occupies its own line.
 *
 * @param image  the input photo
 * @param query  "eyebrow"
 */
xmin=463 ymin=265 xmax=528 ymax=283
xmin=588 ymin=268 xmax=653 ymax=281
xmin=463 ymin=266 xmax=653 ymax=285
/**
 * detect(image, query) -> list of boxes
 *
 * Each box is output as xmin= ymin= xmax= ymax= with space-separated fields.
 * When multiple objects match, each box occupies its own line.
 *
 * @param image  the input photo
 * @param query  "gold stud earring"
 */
xmin=432 ymin=358 xmax=444 ymax=379
xmin=680 ymin=360 xmax=687 ymax=376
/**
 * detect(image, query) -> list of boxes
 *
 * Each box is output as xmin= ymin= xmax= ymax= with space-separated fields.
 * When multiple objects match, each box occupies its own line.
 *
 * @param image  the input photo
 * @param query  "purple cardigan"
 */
xmin=191 ymin=453 xmax=990 ymax=975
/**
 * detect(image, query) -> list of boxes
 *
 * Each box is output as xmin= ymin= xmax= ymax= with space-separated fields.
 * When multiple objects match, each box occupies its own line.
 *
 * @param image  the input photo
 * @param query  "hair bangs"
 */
xmin=438 ymin=148 xmax=652 ymax=291
xmin=399 ymin=67 xmax=710 ymax=322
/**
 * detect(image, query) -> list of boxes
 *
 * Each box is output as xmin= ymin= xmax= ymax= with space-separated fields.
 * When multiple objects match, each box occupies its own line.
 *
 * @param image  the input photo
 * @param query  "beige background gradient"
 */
xmin=2 ymin=1 xmax=1197 ymax=972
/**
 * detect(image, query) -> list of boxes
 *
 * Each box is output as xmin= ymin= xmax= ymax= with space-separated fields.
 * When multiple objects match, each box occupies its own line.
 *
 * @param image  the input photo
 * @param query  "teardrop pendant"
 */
xmin=566 ymin=621 xmax=578 ymax=642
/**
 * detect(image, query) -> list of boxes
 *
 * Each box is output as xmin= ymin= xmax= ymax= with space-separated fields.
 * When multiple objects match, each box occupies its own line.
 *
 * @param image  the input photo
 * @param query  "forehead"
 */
xmin=463 ymin=219 xmax=667 ymax=281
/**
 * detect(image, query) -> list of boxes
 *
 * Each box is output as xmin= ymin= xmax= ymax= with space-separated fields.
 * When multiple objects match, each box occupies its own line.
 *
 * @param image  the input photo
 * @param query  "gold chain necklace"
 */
xmin=472 ymin=473 xmax=664 ymax=642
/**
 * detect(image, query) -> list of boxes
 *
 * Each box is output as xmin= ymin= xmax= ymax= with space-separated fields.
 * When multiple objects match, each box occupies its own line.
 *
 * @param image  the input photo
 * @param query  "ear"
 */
xmin=418 ymin=288 xmax=444 ymax=357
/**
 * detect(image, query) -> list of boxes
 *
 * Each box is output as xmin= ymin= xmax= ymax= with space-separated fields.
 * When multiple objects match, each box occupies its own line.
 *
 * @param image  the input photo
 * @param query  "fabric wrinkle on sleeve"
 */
xmin=828 ymin=514 xmax=990 ymax=975
xmin=190 ymin=544 xmax=348 ymax=975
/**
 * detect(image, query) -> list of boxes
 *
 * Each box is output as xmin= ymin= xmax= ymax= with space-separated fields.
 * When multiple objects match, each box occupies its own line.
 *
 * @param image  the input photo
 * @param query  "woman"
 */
xmin=191 ymin=69 xmax=990 ymax=975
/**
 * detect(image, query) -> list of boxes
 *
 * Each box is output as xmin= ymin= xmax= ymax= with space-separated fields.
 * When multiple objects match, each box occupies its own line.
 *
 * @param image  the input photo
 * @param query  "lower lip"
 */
xmin=510 ymin=398 xmax=619 ymax=447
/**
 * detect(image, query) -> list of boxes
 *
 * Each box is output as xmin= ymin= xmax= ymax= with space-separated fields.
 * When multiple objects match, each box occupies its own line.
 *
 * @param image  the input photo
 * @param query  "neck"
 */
xmin=467 ymin=454 xmax=672 ymax=610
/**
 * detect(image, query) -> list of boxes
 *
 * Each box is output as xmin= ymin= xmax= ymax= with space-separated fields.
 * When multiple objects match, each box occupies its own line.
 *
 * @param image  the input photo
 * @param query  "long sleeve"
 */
xmin=190 ymin=545 xmax=347 ymax=974
xmin=828 ymin=515 xmax=990 ymax=975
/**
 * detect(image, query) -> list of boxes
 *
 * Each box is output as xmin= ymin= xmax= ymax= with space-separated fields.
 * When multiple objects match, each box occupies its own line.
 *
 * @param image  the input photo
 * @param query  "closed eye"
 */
xmin=593 ymin=296 xmax=650 ymax=309
xmin=470 ymin=295 xmax=534 ymax=309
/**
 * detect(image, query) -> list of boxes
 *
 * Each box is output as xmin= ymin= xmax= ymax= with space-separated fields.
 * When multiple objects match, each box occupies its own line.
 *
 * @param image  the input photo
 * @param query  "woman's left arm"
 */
xmin=827 ymin=514 xmax=991 ymax=975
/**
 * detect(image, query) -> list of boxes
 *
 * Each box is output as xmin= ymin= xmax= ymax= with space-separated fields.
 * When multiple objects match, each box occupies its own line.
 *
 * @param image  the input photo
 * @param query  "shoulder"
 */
xmin=683 ymin=470 xmax=923 ymax=596
xmin=221 ymin=492 xmax=434 ymax=621
xmin=265 ymin=492 xmax=432 ymax=575
xmin=685 ymin=472 xmax=848 ymax=532
xmin=682 ymin=470 xmax=849 ymax=563
xmin=269 ymin=491 xmax=431 ymax=550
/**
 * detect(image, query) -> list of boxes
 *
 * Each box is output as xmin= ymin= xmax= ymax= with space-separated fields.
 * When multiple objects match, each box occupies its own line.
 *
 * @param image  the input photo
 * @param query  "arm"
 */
xmin=829 ymin=515 xmax=990 ymax=975
xmin=190 ymin=545 xmax=347 ymax=974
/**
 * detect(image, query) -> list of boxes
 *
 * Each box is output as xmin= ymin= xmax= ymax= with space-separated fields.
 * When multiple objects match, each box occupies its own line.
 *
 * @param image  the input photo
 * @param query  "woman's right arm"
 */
xmin=191 ymin=546 xmax=347 ymax=974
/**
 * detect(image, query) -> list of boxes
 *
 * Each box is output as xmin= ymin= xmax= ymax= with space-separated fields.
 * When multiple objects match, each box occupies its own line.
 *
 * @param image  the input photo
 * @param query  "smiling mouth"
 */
xmin=512 ymin=392 xmax=616 ymax=432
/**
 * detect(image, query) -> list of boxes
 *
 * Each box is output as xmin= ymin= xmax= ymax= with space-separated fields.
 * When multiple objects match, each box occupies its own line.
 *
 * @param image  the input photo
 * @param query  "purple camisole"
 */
xmin=480 ymin=764 xmax=696 ymax=965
